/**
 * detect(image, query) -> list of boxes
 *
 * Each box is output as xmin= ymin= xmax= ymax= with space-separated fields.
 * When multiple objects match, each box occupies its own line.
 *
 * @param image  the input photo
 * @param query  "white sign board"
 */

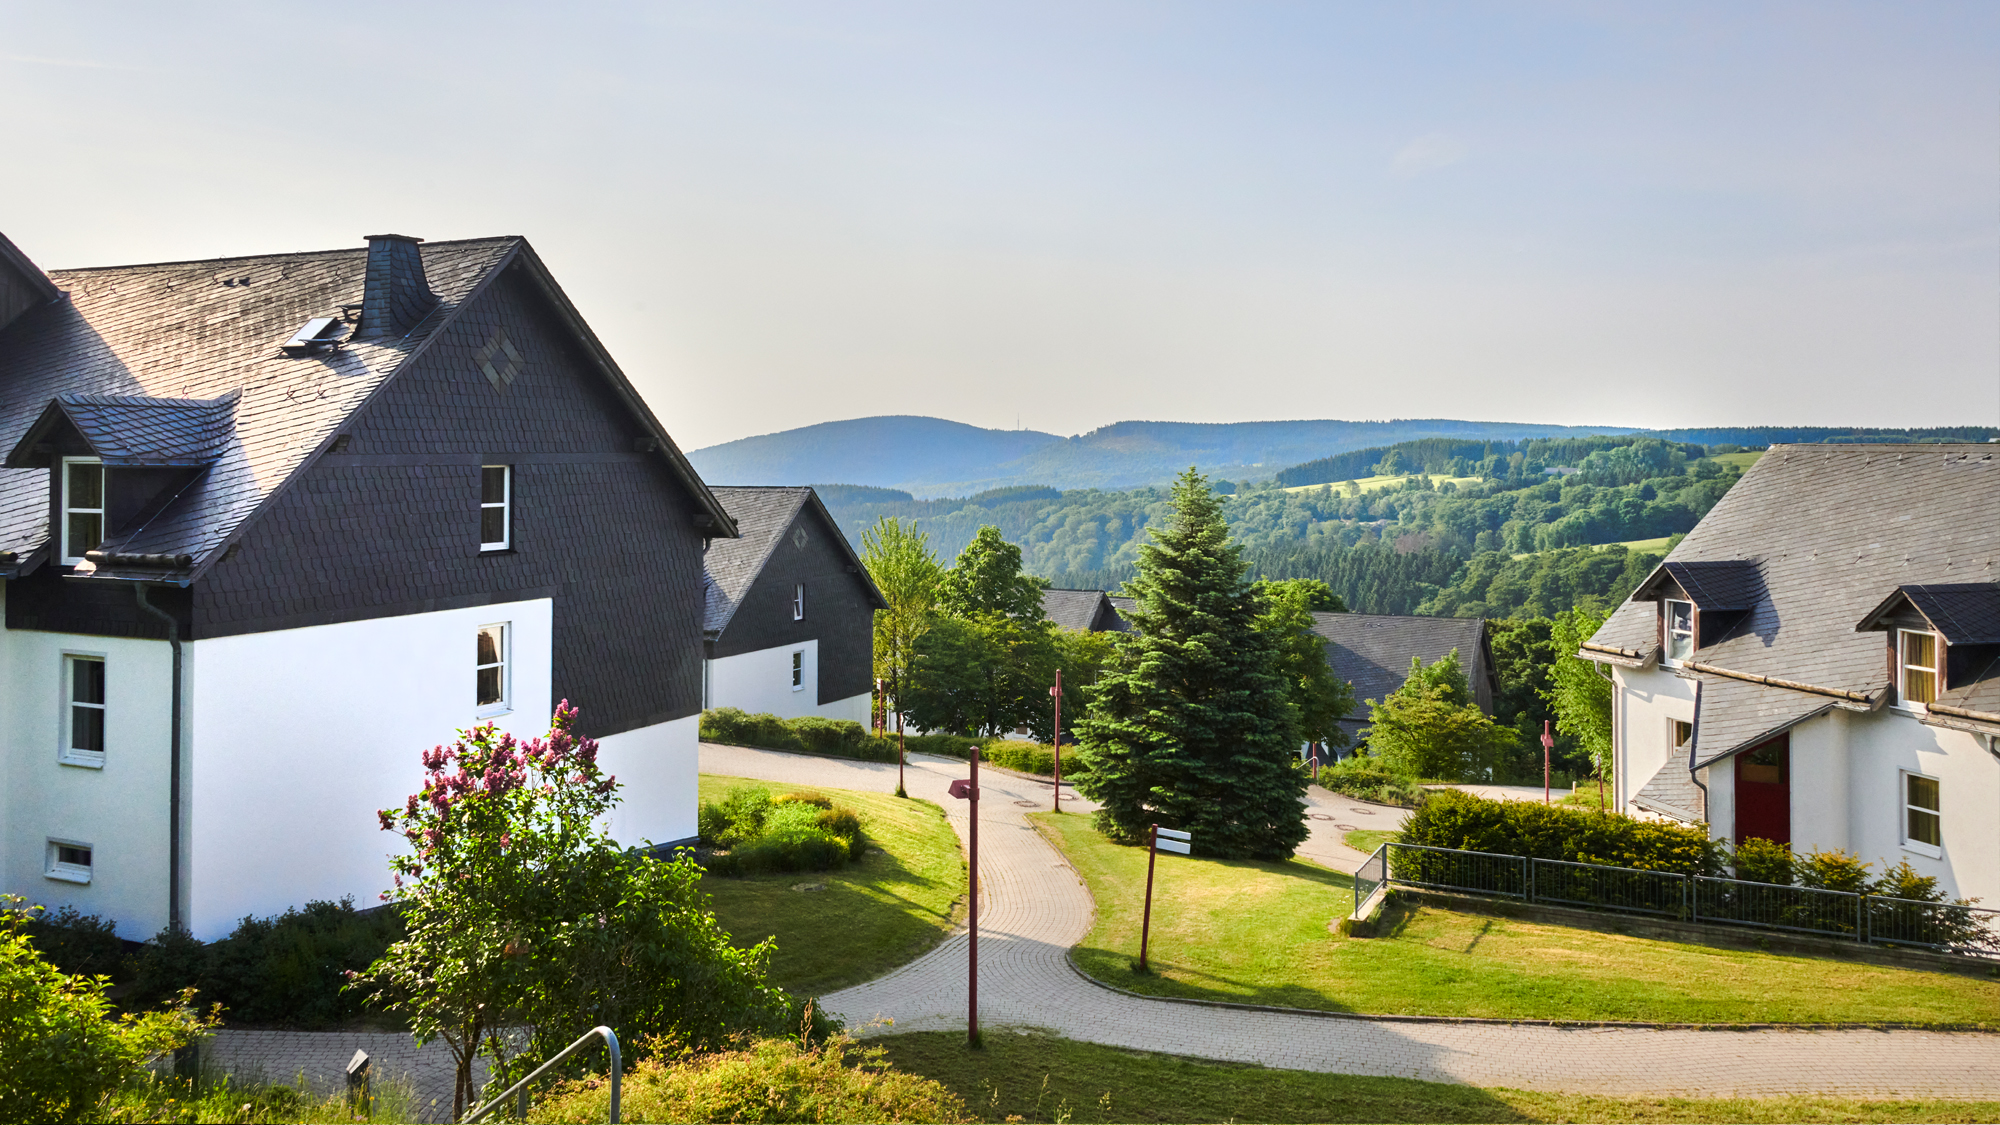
xmin=1155 ymin=838 xmax=1192 ymax=855
xmin=1156 ymin=827 xmax=1191 ymax=841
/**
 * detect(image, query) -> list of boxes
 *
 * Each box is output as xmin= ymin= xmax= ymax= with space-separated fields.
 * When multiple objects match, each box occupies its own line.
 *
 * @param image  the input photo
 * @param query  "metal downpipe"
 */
xmin=133 ymin=583 xmax=183 ymax=933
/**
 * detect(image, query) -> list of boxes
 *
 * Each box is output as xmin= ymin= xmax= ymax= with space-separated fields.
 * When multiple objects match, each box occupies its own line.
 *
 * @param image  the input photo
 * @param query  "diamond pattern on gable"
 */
xmin=475 ymin=328 xmax=523 ymax=391
xmin=792 ymin=525 xmax=809 ymax=550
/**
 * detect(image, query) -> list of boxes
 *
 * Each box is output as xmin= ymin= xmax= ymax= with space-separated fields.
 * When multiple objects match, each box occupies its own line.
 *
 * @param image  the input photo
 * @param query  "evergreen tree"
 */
xmin=1074 ymin=469 xmax=1307 ymax=859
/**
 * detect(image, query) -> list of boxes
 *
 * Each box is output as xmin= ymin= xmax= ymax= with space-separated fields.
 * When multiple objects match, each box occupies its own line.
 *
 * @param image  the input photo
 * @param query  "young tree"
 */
xmin=1366 ymin=651 xmax=1520 ymax=781
xmin=859 ymin=517 xmax=943 ymax=716
xmin=937 ymin=525 xmax=1049 ymax=619
xmin=1074 ymin=469 xmax=1307 ymax=860
xmin=904 ymin=526 xmax=1060 ymax=737
xmin=364 ymin=705 xmax=796 ymax=1118
xmin=1545 ymin=606 xmax=1614 ymax=785
xmin=1252 ymin=579 xmax=1355 ymax=753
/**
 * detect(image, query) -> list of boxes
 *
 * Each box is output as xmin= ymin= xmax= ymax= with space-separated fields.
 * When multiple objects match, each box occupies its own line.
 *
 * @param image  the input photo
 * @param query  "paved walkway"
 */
xmin=705 ymin=742 xmax=2000 ymax=1100
xmin=202 ymin=1029 xmax=480 ymax=1123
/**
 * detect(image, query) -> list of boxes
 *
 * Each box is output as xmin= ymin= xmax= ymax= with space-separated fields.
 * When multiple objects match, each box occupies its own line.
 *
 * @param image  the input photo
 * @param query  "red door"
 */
xmin=1734 ymin=735 xmax=1790 ymax=846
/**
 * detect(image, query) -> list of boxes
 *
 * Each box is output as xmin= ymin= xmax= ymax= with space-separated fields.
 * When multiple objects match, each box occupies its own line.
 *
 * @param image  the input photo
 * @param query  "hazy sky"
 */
xmin=3 ymin=2 xmax=1996 ymax=448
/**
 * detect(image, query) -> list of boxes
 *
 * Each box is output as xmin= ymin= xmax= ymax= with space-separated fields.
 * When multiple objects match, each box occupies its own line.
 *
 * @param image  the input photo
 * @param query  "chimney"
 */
xmin=0 ymin=230 xmax=61 ymax=335
xmin=358 ymin=234 xmax=439 ymax=338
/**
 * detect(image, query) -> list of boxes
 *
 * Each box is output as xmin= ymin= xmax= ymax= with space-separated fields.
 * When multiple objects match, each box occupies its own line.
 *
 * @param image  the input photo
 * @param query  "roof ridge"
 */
xmin=47 ymin=235 xmax=521 ymax=276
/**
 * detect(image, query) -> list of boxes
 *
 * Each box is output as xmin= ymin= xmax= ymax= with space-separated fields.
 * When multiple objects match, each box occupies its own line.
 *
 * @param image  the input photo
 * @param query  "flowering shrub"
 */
xmin=360 ymin=704 xmax=809 ymax=1119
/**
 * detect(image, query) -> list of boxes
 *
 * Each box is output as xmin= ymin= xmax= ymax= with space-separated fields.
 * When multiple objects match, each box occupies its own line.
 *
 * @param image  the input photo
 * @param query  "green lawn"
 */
xmin=1342 ymin=828 xmax=1399 ymax=854
xmin=699 ymin=775 xmax=965 ymax=997
xmin=1033 ymin=811 xmax=2000 ymax=1025
xmin=1705 ymin=450 xmax=1766 ymax=471
xmin=1611 ymin=534 xmax=1676 ymax=553
xmin=875 ymin=1030 xmax=2000 ymax=1123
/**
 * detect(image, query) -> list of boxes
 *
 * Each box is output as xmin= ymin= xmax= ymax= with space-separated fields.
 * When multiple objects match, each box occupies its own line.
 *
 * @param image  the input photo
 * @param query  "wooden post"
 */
xmin=1139 ymin=823 xmax=1158 ymax=972
xmin=1051 ymin=670 xmax=1062 ymax=813
xmin=1541 ymin=720 xmax=1555 ymax=806
xmin=968 ymin=742 xmax=979 ymax=1044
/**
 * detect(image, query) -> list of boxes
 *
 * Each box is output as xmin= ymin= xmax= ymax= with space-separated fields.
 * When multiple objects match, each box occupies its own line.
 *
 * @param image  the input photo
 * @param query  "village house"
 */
xmin=701 ymin=486 xmax=885 ymax=723
xmin=1583 ymin=444 xmax=2000 ymax=902
xmin=1311 ymin=612 xmax=1497 ymax=750
xmin=0 ymin=230 xmax=733 ymax=940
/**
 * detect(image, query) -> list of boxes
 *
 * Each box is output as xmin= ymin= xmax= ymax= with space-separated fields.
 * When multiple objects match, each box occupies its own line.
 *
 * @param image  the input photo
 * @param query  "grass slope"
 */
xmin=875 ymin=1030 xmax=2000 ymax=1123
xmin=699 ymin=775 xmax=965 ymax=997
xmin=1033 ymin=812 xmax=2000 ymax=1025
xmin=1280 ymin=473 xmax=1484 ymax=496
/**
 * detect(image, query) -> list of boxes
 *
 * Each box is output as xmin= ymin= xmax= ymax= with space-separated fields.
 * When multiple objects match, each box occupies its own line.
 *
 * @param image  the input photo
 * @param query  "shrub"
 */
xmin=1728 ymin=837 xmax=1794 ymax=885
xmin=1317 ymin=756 xmax=1428 ymax=807
xmin=978 ymin=740 xmax=1090 ymax=778
xmin=772 ymin=791 xmax=833 ymax=810
xmin=23 ymin=904 xmax=125 ymax=981
xmin=127 ymin=898 xmax=402 ymax=1028
xmin=1795 ymin=846 xmax=1873 ymax=894
xmin=529 ymin=1035 xmax=971 ymax=1124
xmin=1 ymin=897 xmax=212 ymax=1123
xmin=700 ymin=709 xmax=898 ymax=763
xmin=890 ymin=731 xmax=986 ymax=760
xmin=701 ymin=785 xmax=869 ymax=877
xmin=1400 ymin=789 xmax=1723 ymax=874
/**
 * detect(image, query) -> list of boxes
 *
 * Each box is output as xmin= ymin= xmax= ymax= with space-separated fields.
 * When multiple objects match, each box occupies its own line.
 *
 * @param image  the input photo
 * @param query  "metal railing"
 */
xmin=463 ymin=1025 xmax=621 ymax=1124
xmin=1352 ymin=841 xmax=2000 ymax=958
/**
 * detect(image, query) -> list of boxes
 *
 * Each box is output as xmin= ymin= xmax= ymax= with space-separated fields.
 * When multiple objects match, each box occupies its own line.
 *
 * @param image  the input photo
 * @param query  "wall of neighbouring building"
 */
xmin=1611 ymin=664 xmax=1697 ymax=816
xmin=703 ymin=640 xmax=871 ymax=725
xmin=595 ymin=714 xmax=701 ymax=850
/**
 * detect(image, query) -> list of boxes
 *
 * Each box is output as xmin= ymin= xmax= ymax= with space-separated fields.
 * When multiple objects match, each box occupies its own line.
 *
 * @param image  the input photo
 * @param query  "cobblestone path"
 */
xmin=705 ymin=742 xmax=2000 ymax=1099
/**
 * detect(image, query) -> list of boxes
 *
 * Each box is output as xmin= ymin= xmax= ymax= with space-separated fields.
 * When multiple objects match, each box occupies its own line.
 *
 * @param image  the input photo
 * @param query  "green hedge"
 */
xmin=1400 ymin=789 xmax=1722 ymax=875
xmin=128 ymin=898 xmax=403 ymax=1028
xmin=699 ymin=710 xmax=1088 ymax=777
xmin=1316 ymin=756 xmax=1426 ymax=807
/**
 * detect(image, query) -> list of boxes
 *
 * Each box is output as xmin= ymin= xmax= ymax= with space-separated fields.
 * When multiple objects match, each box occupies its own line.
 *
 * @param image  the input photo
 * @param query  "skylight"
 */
xmin=281 ymin=316 xmax=345 ymax=356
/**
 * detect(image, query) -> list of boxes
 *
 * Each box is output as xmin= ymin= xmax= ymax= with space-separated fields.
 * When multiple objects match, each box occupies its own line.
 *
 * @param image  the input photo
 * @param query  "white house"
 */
xmin=0 ymin=230 xmax=736 ymax=941
xmin=1583 ymin=444 xmax=2000 ymax=903
xmin=701 ymin=486 xmax=884 ymax=724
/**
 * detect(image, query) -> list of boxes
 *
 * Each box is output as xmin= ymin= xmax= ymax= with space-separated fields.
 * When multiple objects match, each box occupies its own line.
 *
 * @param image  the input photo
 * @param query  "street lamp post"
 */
xmin=948 ymin=749 xmax=981 ymax=1044
xmin=1541 ymin=719 xmax=1555 ymax=805
xmin=1049 ymin=669 xmax=1062 ymax=813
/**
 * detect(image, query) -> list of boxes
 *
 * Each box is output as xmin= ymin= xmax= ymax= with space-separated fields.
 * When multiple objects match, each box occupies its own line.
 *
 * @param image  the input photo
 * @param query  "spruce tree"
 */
xmin=1074 ymin=469 xmax=1307 ymax=859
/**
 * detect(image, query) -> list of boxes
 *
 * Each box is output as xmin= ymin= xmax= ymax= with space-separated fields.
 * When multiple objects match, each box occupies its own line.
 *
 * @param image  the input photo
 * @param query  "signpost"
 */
xmin=1049 ymin=671 xmax=1062 ymax=813
xmin=946 ymin=747 xmax=981 ymax=1044
xmin=1540 ymin=720 xmax=1555 ymax=805
xmin=1138 ymin=825 xmax=1191 ymax=972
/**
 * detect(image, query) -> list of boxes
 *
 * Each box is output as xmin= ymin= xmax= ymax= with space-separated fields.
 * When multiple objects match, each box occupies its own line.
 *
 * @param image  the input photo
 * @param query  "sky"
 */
xmin=2 ymin=1 xmax=1996 ymax=449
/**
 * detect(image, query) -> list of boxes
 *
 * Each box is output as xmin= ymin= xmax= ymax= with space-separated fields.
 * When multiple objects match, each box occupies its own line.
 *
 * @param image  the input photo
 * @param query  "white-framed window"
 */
xmin=476 ymin=623 xmax=510 ymax=714
xmin=480 ymin=465 xmax=511 ymax=551
xmin=46 ymin=838 xmax=93 ymax=884
xmin=61 ymin=457 xmax=104 ymax=565
xmin=1896 ymin=629 xmax=1939 ymax=709
xmin=1903 ymin=771 xmax=1941 ymax=857
xmin=1663 ymin=599 xmax=1694 ymax=665
xmin=793 ymin=583 xmax=805 ymax=621
xmin=62 ymin=654 xmax=106 ymax=767
xmin=791 ymin=650 xmax=805 ymax=691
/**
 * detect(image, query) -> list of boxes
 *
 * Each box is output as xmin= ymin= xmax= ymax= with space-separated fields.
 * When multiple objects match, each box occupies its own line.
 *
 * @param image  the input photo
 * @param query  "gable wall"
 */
xmin=191 ymin=265 xmax=709 ymax=738
xmin=709 ymin=503 xmax=875 ymax=706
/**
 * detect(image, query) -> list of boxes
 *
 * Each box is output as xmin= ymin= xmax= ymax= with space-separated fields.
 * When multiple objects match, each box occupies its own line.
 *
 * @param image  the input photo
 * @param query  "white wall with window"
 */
xmin=1608 ymin=664 xmax=1697 ymax=817
xmin=0 ymin=619 xmax=180 ymax=939
xmin=702 ymin=640 xmax=870 ymax=724
xmin=183 ymin=598 xmax=553 ymax=939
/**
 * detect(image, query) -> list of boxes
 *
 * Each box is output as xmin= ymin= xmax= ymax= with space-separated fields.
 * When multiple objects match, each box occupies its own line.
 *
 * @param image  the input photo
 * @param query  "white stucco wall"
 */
xmin=704 ymin=640 xmax=868 ymax=724
xmin=185 ymin=599 xmax=553 ymax=939
xmin=1610 ymin=663 xmax=1696 ymax=815
xmin=1 ymin=609 xmax=181 ymax=941
xmin=596 ymin=714 xmax=700 ymax=849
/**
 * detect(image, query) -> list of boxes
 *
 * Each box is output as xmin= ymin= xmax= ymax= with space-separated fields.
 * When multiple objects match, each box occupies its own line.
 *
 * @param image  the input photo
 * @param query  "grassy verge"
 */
xmin=874 ymin=1030 xmax=2000 ymax=1123
xmin=1343 ymin=828 xmax=1399 ymax=854
xmin=1033 ymin=811 xmax=2000 ymax=1025
xmin=700 ymin=775 xmax=964 ymax=996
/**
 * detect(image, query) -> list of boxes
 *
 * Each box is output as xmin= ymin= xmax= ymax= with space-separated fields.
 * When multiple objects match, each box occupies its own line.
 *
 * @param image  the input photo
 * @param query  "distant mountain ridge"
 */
xmin=687 ymin=415 xmax=1642 ymax=496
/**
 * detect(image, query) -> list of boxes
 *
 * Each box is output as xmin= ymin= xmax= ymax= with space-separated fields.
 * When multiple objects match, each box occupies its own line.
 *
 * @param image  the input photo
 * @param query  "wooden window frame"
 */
xmin=480 ymin=465 xmax=512 ymax=552
xmin=1662 ymin=598 xmax=1696 ymax=666
xmin=1902 ymin=770 xmax=1941 ymax=857
xmin=477 ymin=623 xmax=511 ymax=716
xmin=61 ymin=653 xmax=107 ymax=768
xmin=1895 ymin=628 xmax=1940 ymax=710
xmin=60 ymin=456 xmax=104 ymax=565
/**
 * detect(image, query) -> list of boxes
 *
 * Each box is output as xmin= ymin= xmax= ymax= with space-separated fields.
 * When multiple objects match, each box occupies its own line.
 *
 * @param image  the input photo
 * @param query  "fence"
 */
xmin=1354 ymin=842 xmax=2000 ymax=958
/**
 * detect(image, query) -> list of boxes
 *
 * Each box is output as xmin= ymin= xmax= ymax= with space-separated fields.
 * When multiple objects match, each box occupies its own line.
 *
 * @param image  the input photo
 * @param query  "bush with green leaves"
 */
xmin=700 ymin=709 xmax=896 ymax=763
xmin=1400 ymin=789 xmax=1723 ymax=874
xmin=22 ymin=905 xmax=125 ymax=983
xmin=699 ymin=785 xmax=869 ymax=876
xmin=362 ymin=704 xmax=808 ymax=1120
xmin=0 ymin=897 xmax=212 ymax=1124
xmin=127 ymin=898 xmax=402 ymax=1029
xmin=1316 ymin=755 xmax=1428 ymax=808
xmin=1719 ymin=840 xmax=1994 ymax=951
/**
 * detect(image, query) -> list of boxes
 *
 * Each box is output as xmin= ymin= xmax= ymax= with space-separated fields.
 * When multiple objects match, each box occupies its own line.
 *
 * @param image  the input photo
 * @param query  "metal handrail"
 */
xmin=462 ymin=1025 xmax=621 ymax=1124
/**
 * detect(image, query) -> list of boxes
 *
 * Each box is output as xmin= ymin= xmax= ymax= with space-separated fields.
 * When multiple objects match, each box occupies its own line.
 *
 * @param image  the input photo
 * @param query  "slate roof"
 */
xmin=1857 ymin=583 xmax=2000 ymax=647
xmin=703 ymin=486 xmax=884 ymax=638
xmin=1040 ymin=588 xmax=1125 ymax=633
xmin=1310 ymin=612 xmax=1495 ymax=728
xmin=9 ymin=391 xmax=241 ymax=467
xmin=1588 ymin=444 xmax=2000 ymax=747
xmin=0 ymin=235 xmax=735 ymax=581
xmin=1636 ymin=559 xmax=1765 ymax=612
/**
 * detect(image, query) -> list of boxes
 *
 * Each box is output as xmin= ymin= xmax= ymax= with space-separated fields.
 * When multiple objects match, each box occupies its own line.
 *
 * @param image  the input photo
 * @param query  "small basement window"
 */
xmin=1663 ymin=599 xmax=1695 ymax=665
xmin=792 ymin=650 xmax=805 ymax=691
xmin=62 ymin=457 xmax=104 ymax=565
xmin=63 ymin=655 xmax=106 ymax=766
xmin=46 ymin=839 xmax=92 ymax=884
xmin=793 ymin=584 xmax=805 ymax=621
xmin=477 ymin=624 xmax=510 ymax=713
xmin=1897 ymin=629 xmax=1939 ymax=708
xmin=481 ymin=466 xmax=512 ymax=551
xmin=1904 ymin=772 xmax=1941 ymax=856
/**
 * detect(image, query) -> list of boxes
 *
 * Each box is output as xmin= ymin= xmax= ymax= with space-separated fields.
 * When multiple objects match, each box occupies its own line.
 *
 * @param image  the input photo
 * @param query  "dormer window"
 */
xmin=61 ymin=457 xmax=103 ymax=565
xmin=1897 ymin=628 xmax=1939 ymax=708
xmin=1663 ymin=599 xmax=1695 ymax=665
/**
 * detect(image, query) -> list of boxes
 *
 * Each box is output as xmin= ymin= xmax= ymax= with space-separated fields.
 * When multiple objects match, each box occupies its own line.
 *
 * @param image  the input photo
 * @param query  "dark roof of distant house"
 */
xmin=0 ymin=235 xmax=735 ymax=583
xmin=1588 ymin=443 xmax=2000 ymax=749
xmin=1040 ymin=588 xmax=1126 ymax=633
xmin=1309 ymin=612 xmax=1494 ymax=726
xmin=704 ymin=486 xmax=885 ymax=638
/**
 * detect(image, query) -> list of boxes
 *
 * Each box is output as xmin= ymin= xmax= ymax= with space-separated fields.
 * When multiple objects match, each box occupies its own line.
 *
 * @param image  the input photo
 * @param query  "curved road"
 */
xmin=704 ymin=742 xmax=2000 ymax=1099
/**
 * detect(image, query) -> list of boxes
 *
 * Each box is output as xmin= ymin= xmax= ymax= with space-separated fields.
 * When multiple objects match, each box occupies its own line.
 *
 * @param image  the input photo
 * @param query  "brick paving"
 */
xmin=705 ymin=742 xmax=2000 ymax=1099
xmin=201 ymin=1029 xmax=482 ymax=1123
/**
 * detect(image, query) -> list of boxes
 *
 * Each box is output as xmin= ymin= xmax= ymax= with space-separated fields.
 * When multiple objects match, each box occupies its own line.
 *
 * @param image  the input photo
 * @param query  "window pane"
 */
xmin=1905 ymin=667 xmax=1937 ymax=705
xmin=1904 ymin=630 xmax=1937 ymax=670
xmin=1909 ymin=808 xmax=1942 ymax=848
xmin=477 ymin=667 xmax=502 ymax=706
xmin=57 ymin=846 xmax=91 ymax=868
xmin=477 ymin=627 xmax=500 ymax=667
xmin=71 ymin=705 xmax=104 ymax=753
xmin=1908 ymin=774 xmax=1939 ymax=812
xmin=67 ymin=513 xmax=102 ymax=556
xmin=68 ymin=462 xmax=101 ymax=508
xmin=72 ymin=659 xmax=104 ymax=705
xmin=481 ymin=505 xmax=507 ymax=545
xmin=482 ymin=466 xmax=508 ymax=504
